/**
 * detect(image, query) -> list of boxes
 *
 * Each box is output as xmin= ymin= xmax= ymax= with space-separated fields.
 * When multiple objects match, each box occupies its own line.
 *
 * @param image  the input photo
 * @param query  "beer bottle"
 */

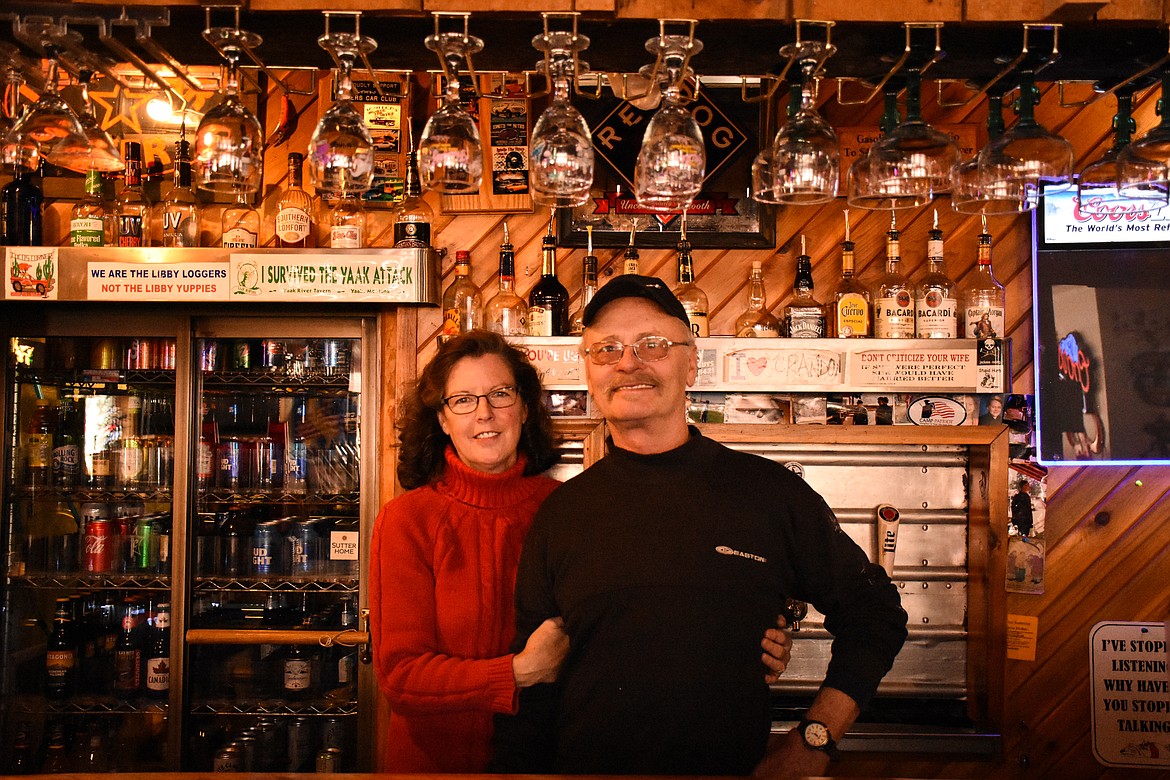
xmin=41 ymin=722 xmax=70 ymax=773
xmin=144 ymin=602 xmax=171 ymax=698
xmin=7 ymin=720 xmax=35 ymax=774
xmin=52 ymin=397 xmax=81 ymax=488
xmin=24 ymin=399 xmax=55 ymax=488
xmin=113 ymin=598 xmax=142 ymax=698
xmin=45 ymin=597 xmax=78 ymax=699
xmin=281 ymin=643 xmax=314 ymax=702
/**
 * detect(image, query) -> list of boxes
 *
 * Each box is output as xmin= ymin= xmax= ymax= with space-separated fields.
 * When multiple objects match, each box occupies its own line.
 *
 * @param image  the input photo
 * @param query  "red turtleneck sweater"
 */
xmin=369 ymin=448 xmax=560 ymax=772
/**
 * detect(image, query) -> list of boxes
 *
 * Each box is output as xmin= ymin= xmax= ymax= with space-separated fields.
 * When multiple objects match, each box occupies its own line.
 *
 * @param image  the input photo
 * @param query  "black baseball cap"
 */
xmin=581 ymin=274 xmax=691 ymax=330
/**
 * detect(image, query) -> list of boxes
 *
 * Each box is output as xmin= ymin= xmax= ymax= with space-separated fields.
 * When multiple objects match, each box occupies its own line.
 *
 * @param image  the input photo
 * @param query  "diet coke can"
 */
xmin=83 ymin=518 xmax=115 ymax=573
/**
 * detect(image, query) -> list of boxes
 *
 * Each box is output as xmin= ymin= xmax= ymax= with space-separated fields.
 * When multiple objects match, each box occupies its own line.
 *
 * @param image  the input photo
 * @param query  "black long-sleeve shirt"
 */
xmin=494 ymin=428 xmax=908 ymax=775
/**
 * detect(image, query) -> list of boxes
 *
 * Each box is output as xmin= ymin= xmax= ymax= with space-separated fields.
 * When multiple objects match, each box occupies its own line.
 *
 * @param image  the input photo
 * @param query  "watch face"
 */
xmin=803 ymin=721 xmax=830 ymax=748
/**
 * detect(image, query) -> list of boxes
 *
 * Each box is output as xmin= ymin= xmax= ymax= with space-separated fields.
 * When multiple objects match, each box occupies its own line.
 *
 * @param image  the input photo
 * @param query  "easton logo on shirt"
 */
xmin=716 ymin=545 xmax=767 ymax=563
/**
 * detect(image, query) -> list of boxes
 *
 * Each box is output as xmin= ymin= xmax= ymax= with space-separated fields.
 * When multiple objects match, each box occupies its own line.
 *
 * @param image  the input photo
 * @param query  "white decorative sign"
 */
xmin=513 ymin=338 xmax=583 ymax=388
xmin=1090 ymin=621 xmax=1170 ymax=768
xmin=87 ymin=261 xmax=229 ymax=300
xmin=722 ymin=346 xmax=845 ymax=388
xmin=851 ymin=347 xmax=978 ymax=389
xmin=230 ymin=253 xmax=422 ymax=302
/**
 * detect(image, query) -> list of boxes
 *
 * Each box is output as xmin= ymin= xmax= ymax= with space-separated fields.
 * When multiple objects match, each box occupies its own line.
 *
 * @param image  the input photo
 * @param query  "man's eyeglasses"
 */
xmin=581 ymin=335 xmax=692 ymax=366
xmin=441 ymin=386 xmax=520 ymax=415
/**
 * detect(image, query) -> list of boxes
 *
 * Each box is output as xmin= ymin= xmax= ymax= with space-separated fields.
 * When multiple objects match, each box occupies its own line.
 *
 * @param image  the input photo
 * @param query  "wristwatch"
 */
xmin=796 ymin=719 xmax=839 ymax=758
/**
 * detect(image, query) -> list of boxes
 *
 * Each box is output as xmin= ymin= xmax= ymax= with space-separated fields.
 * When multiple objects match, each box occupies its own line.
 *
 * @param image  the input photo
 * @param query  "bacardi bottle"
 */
xmin=960 ymin=214 xmax=1006 ymax=339
xmin=275 ymin=152 xmax=314 ymax=248
xmin=569 ymin=226 xmax=599 ymax=336
xmin=873 ymin=213 xmax=915 ymax=338
xmin=736 ymin=261 xmax=781 ymax=337
xmin=528 ymin=214 xmax=571 ymax=336
xmin=485 ymin=222 xmax=528 ymax=335
xmin=831 ymin=210 xmax=871 ymax=338
xmin=915 ymin=209 xmax=958 ymax=338
xmin=673 ymin=217 xmax=710 ymax=338
xmin=782 ymin=237 xmax=825 ymax=338
xmin=441 ymin=250 xmax=484 ymax=340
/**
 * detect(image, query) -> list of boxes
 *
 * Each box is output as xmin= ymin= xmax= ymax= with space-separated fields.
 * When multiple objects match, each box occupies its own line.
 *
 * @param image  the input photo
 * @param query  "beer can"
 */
xmin=134 ymin=514 xmax=157 ymax=572
xmin=232 ymin=339 xmax=252 ymax=370
xmin=217 ymin=438 xmax=242 ymax=491
xmin=252 ymin=519 xmax=283 ymax=576
xmin=235 ymin=735 xmax=258 ymax=771
xmin=157 ymin=338 xmax=177 ymax=370
xmin=320 ymin=716 xmax=348 ymax=751
xmin=261 ymin=340 xmax=286 ymax=371
xmin=83 ymin=518 xmax=115 ymax=573
xmin=213 ymin=745 xmax=242 ymax=772
xmin=287 ymin=518 xmax=320 ymax=575
xmin=287 ymin=717 xmax=314 ymax=771
xmin=91 ymin=337 xmax=121 ymax=370
xmin=320 ymin=339 xmax=350 ymax=375
xmin=200 ymin=340 xmax=221 ymax=372
xmin=316 ymin=748 xmax=343 ymax=773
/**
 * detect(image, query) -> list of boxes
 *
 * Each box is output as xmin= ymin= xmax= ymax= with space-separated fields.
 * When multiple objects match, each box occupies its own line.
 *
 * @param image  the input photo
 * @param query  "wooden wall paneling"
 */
xmin=791 ymin=0 xmax=961 ymax=21
xmin=616 ymin=0 xmax=789 ymax=19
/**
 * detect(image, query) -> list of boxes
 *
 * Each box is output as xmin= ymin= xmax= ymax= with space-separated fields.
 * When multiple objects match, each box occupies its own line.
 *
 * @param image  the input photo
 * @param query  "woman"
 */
xmin=371 ymin=330 xmax=792 ymax=772
xmin=370 ymin=330 xmax=569 ymax=772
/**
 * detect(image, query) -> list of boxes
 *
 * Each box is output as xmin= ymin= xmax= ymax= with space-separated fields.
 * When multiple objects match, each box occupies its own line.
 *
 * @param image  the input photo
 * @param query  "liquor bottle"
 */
xmin=569 ymin=226 xmax=598 ymax=336
xmin=276 ymin=152 xmax=314 ymax=248
xmin=161 ymin=138 xmax=201 ymax=246
xmin=24 ymin=399 xmax=55 ymax=488
xmin=115 ymin=141 xmax=148 ymax=247
xmin=960 ymin=214 xmax=1007 ymax=339
xmin=221 ymin=189 xmax=260 ymax=248
xmin=45 ymin=597 xmax=78 ymax=700
xmin=528 ymin=215 xmax=571 ymax=336
xmin=782 ymin=237 xmax=826 ymax=338
xmin=831 ymin=210 xmax=871 ymax=338
xmin=113 ymin=598 xmax=142 ymax=698
xmin=281 ymin=643 xmax=314 ymax=701
xmin=622 ymin=225 xmax=640 ymax=275
xmin=873 ymin=213 xmax=915 ymax=338
xmin=393 ymin=150 xmax=433 ymax=248
xmin=441 ymin=250 xmax=484 ymax=341
xmin=485 ymin=222 xmax=528 ymax=335
xmin=915 ymin=209 xmax=959 ymax=338
xmin=673 ymin=217 xmax=710 ymax=338
xmin=329 ymin=192 xmax=366 ymax=248
xmin=1 ymin=162 xmax=43 ymax=246
xmin=144 ymin=602 xmax=171 ymax=699
xmin=734 ymin=261 xmax=780 ymax=337
xmin=52 ymin=397 xmax=81 ymax=488
xmin=70 ymin=170 xmax=110 ymax=247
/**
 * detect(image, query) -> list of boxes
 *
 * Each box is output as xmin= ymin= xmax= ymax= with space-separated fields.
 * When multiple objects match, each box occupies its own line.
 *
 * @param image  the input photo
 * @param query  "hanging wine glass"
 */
xmin=749 ymin=86 xmax=783 ymax=205
xmin=529 ymin=13 xmax=594 ymax=209
xmin=0 ymin=60 xmax=33 ymax=169
xmin=769 ymin=51 xmax=839 ymax=205
xmin=48 ymin=68 xmax=124 ymax=174
xmin=868 ymin=69 xmax=960 ymax=197
xmin=1117 ymin=70 xmax=1170 ymax=206
xmin=846 ymin=85 xmax=930 ymax=210
xmin=2 ymin=43 xmax=89 ymax=172
xmin=308 ymin=20 xmax=377 ymax=195
xmin=418 ymin=14 xmax=484 ymax=194
xmin=952 ymin=93 xmax=1035 ymax=215
xmin=977 ymin=71 xmax=1074 ymax=205
xmin=634 ymin=21 xmax=705 ymax=212
xmin=1077 ymin=89 xmax=1168 ymax=215
xmin=194 ymin=27 xmax=264 ymax=195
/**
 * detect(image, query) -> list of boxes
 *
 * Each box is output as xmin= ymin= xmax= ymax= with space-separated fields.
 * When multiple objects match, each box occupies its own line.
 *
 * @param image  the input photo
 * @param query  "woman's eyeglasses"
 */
xmin=441 ymin=386 xmax=520 ymax=414
xmin=581 ymin=335 xmax=692 ymax=365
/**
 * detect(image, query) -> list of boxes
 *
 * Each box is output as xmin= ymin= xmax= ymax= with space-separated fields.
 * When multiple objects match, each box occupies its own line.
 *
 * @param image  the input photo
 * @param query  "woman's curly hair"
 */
xmin=396 ymin=330 xmax=559 ymax=489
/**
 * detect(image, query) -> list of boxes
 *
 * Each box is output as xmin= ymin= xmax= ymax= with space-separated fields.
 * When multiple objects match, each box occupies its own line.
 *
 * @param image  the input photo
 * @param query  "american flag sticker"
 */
xmin=908 ymin=396 xmax=967 ymax=426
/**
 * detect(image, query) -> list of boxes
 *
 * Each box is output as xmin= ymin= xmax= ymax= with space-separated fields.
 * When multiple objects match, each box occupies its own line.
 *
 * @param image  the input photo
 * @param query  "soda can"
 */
xmin=320 ymin=339 xmax=350 ymax=375
xmin=213 ymin=746 xmax=242 ymax=772
xmin=287 ymin=717 xmax=314 ymax=771
xmin=252 ymin=519 xmax=283 ymax=576
xmin=316 ymin=748 xmax=343 ymax=773
xmin=320 ymin=717 xmax=348 ymax=751
xmin=200 ymin=340 xmax=221 ymax=372
xmin=232 ymin=339 xmax=252 ymax=370
xmin=134 ymin=514 xmax=157 ymax=572
xmin=157 ymin=338 xmax=177 ymax=370
xmin=83 ymin=518 xmax=115 ymax=573
xmin=260 ymin=340 xmax=286 ymax=371
xmin=287 ymin=518 xmax=320 ymax=575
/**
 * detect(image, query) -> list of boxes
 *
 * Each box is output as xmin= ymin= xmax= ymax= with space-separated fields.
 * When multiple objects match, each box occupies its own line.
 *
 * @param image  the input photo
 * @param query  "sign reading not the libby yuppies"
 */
xmin=87 ymin=261 xmax=228 ymax=301
xmin=229 ymin=254 xmax=421 ymax=302
xmin=1089 ymin=621 xmax=1169 ymax=768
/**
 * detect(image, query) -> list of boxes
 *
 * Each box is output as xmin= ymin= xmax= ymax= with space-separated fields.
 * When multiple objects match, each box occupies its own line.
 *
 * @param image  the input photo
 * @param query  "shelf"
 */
xmin=7 ymin=486 xmax=174 ymax=502
xmin=194 ymin=575 xmax=358 ymax=592
xmin=12 ymin=573 xmax=172 ymax=589
xmin=189 ymin=698 xmax=357 ymax=716
xmin=13 ymin=694 xmax=169 ymax=716
xmin=198 ymin=489 xmax=359 ymax=505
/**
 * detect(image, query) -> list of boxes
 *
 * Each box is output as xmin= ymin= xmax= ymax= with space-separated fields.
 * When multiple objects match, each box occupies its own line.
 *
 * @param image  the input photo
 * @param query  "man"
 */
xmin=980 ymin=395 xmax=1005 ymax=426
xmin=494 ymin=276 xmax=907 ymax=778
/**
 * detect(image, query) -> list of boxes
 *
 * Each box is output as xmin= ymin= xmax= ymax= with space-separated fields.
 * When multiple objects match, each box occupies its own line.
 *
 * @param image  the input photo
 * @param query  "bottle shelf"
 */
xmin=13 ymin=694 xmax=169 ymax=716
xmin=6 ymin=486 xmax=173 ymax=502
xmin=194 ymin=575 xmax=358 ymax=592
xmin=198 ymin=488 xmax=359 ymax=505
xmin=12 ymin=573 xmax=172 ymax=589
xmin=189 ymin=698 xmax=358 ymax=717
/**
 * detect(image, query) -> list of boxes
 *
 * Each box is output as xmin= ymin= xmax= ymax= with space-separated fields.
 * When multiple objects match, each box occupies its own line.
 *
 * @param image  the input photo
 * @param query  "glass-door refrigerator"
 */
xmin=1 ymin=307 xmax=378 ymax=773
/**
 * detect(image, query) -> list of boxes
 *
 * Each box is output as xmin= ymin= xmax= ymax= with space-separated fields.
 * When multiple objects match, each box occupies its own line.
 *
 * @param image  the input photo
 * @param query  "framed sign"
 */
xmin=557 ymin=77 xmax=775 ymax=249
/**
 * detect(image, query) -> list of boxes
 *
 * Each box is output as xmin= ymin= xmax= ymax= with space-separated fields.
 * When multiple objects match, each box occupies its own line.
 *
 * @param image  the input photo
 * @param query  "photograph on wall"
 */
xmin=1006 ymin=463 xmax=1046 ymax=595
